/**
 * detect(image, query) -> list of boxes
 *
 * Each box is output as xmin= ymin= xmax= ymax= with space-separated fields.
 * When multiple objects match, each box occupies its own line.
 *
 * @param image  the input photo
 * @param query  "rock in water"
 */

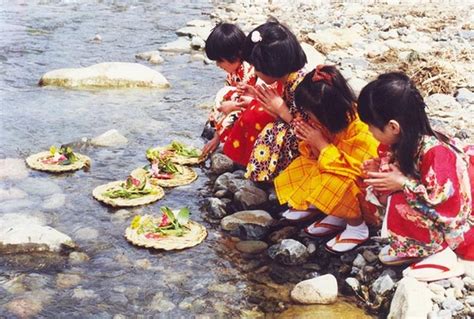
xmin=91 ymin=129 xmax=128 ymax=147
xmin=290 ymin=274 xmax=338 ymax=304
xmin=39 ymin=62 xmax=170 ymax=88
xmin=135 ymin=51 xmax=164 ymax=64
xmin=221 ymin=210 xmax=274 ymax=231
xmin=210 ymin=153 xmax=234 ymax=175
xmin=0 ymin=158 xmax=29 ymax=180
xmin=268 ymin=239 xmax=309 ymax=265
xmin=159 ymin=37 xmax=192 ymax=53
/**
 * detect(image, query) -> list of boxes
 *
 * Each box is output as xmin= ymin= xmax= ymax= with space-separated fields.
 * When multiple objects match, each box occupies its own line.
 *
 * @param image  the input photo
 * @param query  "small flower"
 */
xmin=251 ymin=30 xmax=262 ymax=43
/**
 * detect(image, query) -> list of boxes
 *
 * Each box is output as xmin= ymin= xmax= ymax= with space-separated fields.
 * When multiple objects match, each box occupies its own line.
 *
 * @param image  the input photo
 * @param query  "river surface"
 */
xmin=0 ymin=1 xmax=370 ymax=317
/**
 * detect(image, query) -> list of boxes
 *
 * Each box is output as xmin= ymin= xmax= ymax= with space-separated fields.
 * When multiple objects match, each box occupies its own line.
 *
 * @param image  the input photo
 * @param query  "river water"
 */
xmin=0 ymin=1 xmax=370 ymax=317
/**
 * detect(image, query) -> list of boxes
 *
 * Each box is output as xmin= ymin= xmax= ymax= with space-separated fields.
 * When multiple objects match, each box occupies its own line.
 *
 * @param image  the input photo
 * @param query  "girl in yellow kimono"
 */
xmin=274 ymin=65 xmax=379 ymax=253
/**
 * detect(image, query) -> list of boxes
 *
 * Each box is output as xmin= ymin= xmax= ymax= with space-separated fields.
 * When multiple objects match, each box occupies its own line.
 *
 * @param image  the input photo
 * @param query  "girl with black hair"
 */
xmin=358 ymin=72 xmax=474 ymax=280
xmin=274 ymin=65 xmax=379 ymax=253
xmin=202 ymin=23 xmax=277 ymax=166
xmin=239 ymin=20 xmax=308 ymax=181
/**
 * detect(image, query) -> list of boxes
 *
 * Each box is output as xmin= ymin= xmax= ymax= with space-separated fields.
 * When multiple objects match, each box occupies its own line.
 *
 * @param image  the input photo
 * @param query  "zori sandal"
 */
xmin=281 ymin=207 xmax=322 ymax=223
xmin=304 ymin=215 xmax=346 ymax=237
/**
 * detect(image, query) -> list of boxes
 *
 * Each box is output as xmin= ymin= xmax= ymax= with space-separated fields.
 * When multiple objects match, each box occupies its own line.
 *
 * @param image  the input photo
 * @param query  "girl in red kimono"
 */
xmin=202 ymin=23 xmax=275 ymax=165
xmin=358 ymin=72 xmax=474 ymax=282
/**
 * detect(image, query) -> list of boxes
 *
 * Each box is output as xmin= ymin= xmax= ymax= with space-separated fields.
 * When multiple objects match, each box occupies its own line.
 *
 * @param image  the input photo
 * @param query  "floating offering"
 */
xmin=93 ymin=168 xmax=164 ymax=207
xmin=125 ymin=207 xmax=207 ymax=250
xmin=26 ymin=145 xmax=90 ymax=172
xmin=145 ymin=151 xmax=197 ymax=187
xmin=146 ymin=141 xmax=205 ymax=165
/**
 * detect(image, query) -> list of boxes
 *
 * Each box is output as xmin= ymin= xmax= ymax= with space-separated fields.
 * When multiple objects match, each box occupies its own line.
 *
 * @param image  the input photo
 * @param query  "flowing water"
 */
xmin=0 ymin=1 xmax=371 ymax=317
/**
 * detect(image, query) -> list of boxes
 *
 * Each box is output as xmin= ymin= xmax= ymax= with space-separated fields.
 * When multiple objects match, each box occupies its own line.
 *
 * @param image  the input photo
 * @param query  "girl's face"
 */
xmin=368 ymin=121 xmax=400 ymax=145
xmin=254 ymin=71 xmax=279 ymax=85
xmin=216 ymin=59 xmax=240 ymax=74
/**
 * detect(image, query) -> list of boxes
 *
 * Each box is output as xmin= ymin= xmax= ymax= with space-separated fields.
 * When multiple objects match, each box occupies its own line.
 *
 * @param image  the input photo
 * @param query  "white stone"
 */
xmin=348 ymin=77 xmax=368 ymax=97
xmin=135 ymin=50 xmax=164 ymax=64
xmin=301 ymin=42 xmax=326 ymax=70
xmin=191 ymin=36 xmax=205 ymax=50
xmin=176 ymin=25 xmax=212 ymax=40
xmin=428 ymin=283 xmax=446 ymax=296
xmin=372 ymin=274 xmax=395 ymax=296
xmin=91 ymin=129 xmax=128 ymax=147
xmin=159 ymin=37 xmax=192 ymax=53
xmin=425 ymin=94 xmax=462 ymax=112
xmin=221 ymin=210 xmax=274 ymax=231
xmin=290 ymin=274 xmax=338 ymax=304
xmin=307 ymin=27 xmax=362 ymax=51
xmin=0 ymin=187 xmax=27 ymax=202
xmin=365 ymin=42 xmax=390 ymax=58
xmin=74 ymin=227 xmax=99 ymax=241
xmin=0 ymin=224 xmax=75 ymax=253
xmin=186 ymin=19 xmax=213 ymax=28
xmin=149 ymin=292 xmax=176 ymax=312
xmin=0 ymin=158 xmax=28 ymax=180
xmin=42 ymin=193 xmax=66 ymax=210
xmin=388 ymin=277 xmax=433 ymax=319
xmin=39 ymin=62 xmax=170 ymax=88
xmin=345 ymin=277 xmax=360 ymax=292
xmin=73 ymin=288 xmax=98 ymax=299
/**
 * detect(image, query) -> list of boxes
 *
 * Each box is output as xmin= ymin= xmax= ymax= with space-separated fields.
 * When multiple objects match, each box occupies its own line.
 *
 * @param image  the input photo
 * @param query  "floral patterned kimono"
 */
xmin=245 ymin=69 xmax=307 ymax=182
xmin=208 ymin=61 xmax=257 ymax=142
xmin=379 ymin=136 xmax=474 ymax=259
xmin=274 ymin=116 xmax=378 ymax=219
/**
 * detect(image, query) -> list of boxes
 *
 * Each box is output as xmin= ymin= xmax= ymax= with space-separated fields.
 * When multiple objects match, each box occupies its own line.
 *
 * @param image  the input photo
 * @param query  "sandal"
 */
xmin=304 ymin=220 xmax=345 ymax=238
xmin=281 ymin=208 xmax=321 ymax=223
xmin=325 ymin=233 xmax=368 ymax=254
xmin=378 ymin=245 xmax=421 ymax=266
xmin=402 ymin=247 xmax=465 ymax=282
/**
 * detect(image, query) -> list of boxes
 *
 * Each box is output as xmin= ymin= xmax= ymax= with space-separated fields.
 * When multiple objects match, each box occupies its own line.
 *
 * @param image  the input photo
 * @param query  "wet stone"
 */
xmin=352 ymin=254 xmax=367 ymax=268
xmin=73 ymin=287 xmax=98 ymax=299
xmin=68 ymin=252 xmax=90 ymax=265
xmin=362 ymin=250 xmax=378 ymax=263
xmin=210 ymin=153 xmax=234 ymax=175
xmin=74 ymin=227 xmax=99 ymax=241
xmin=230 ymin=223 xmax=269 ymax=240
xmin=441 ymin=297 xmax=463 ymax=313
xmin=268 ymin=226 xmax=298 ymax=243
xmin=371 ymin=274 xmax=395 ymax=296
xmin=0 ymin=158 xmax=29 ymax=180
xmin=111 ymin=209 xmax=133 ymax=223
xmin=268 ymin=239 xmax=309 ymax=266
xmin=56 ymin=273 xmax=81 ymax=289
xmin=42 ymin=193 xmax=66 ymax=210
xmin=17 ymin=178 xmax=62 ymax=196
xmin=235 ymin=240 xmax=268 ymax=254
xmin=6 ymin=298 xmax=43 ymax=318
xmin=205 ymin=197 xmax=229 ymax=219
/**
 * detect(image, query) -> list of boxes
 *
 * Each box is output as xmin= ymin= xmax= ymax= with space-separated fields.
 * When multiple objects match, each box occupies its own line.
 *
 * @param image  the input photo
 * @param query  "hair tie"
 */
xmin=251 ymin=30 xmax=262 ymax=43
xmin=312 ymin=65 xmax=333 ymax=85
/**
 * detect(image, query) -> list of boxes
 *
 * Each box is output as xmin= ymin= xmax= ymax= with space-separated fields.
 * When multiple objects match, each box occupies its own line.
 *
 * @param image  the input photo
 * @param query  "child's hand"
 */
xmin=294 ymin=119 xmax=329 ymax=151
xmin=237 ymin=83 xmax=258 ymax=98
xmin=255 ymin=84 xmax=286 ymax=117
xmin=364 ymin=164 xmax=408 ymax=192
xmin=238 ymin=95 xmax=253 ymax=107
xmin=201 ymin=134 xmax=220 ymax=157
xmin=217 ymin=100 xmax=245 ymax=115
xmin=362 ymin=158 xmax=381 ymax=177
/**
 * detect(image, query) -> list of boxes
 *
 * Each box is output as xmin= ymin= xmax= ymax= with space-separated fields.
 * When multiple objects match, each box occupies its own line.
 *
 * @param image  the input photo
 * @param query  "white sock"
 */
xmin=306 ymin=215 xmax=346 ymax=235
xmin=327 ymin=222 xmax=369 ymax=252
xmin=282 ymin=208 xmax=313 ymax=220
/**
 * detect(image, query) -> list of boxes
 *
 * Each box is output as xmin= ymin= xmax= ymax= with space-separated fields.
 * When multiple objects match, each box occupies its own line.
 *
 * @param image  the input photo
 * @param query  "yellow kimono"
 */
xmin=274 ymin=117 xmax=378 ymax=219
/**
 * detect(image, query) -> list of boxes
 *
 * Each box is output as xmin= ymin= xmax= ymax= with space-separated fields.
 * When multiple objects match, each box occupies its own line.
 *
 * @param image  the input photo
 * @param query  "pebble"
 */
xmin=352 ymin=254 xmax=367 ymax=268
xmin=56 ymin=274 xmax=81 ymax=289
xmin=235 ymin=240 xmax=268 ymax=254
xmin=362 ymin=250 xmax=378 ymax=263
xmin=68 ymin=252 xmax=90 ymax=265
xmin=428 ymin=283 xmax=446 ymax=296
xmin=441 ymin=297 xmax=464 ymax=313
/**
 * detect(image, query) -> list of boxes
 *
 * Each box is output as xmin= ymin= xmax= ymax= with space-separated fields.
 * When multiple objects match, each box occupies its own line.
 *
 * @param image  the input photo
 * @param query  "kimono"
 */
xmin=274 ymin=116 xmax=378 ymax=219
xmin=378 ymin=136 xmax=474 ymax=259
xmin=245 ymin=69 xmax=307 ymax=182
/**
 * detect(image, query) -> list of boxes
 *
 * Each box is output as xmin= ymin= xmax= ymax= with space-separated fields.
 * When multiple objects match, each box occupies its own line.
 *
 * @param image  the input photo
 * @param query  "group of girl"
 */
xmin=201 ymin=20 xmax=473 ymax=281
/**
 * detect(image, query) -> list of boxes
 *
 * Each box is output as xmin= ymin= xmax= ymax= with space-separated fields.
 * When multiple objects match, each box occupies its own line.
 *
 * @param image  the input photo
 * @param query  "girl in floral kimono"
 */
xmin=202 ymin=23 xmax=275 ymax=166
xmin=359 ymin=72 xmax=474 ymax=281
xmin=239 ymin=21 xmax=308 ymax=181
xmin=274 ymin=65 xmax=379 ymax=253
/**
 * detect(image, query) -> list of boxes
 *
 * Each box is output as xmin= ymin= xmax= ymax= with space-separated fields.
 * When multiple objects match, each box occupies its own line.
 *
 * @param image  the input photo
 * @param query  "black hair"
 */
xmin=357 ymin=72 xmax=436 ymax=176
xmin=295 ymin=65 xmax=356 ymax=134
xmin=242 ymin=21 xmax=307 ymax=78
xmin=205 ymin=23 xmax=246 ymax=62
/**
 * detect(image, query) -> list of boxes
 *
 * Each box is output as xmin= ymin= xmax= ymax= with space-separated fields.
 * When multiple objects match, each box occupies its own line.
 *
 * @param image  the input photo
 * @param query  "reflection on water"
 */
xmin=0 ymin=1 xmax=370 ymax=317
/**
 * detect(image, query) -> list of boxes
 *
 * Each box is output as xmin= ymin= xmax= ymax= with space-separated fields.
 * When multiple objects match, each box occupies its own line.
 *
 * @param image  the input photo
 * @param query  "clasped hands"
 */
xmin=362 ymin=159 xmax=408 ymax=192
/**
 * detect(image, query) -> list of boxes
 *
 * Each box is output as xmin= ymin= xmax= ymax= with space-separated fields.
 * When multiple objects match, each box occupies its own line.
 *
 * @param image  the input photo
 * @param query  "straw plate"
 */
xmin=26 ymin=151 xmax=91 ymax=172
xmin=92 ymin=181 xmax=164 ymax=207
xmin=149 ymin=165 xmax=198 ymax=188
xmin=125 ymin=220 xmax=207 ymax=250
xmin=147 ymin=146 xmax=204 ymax=165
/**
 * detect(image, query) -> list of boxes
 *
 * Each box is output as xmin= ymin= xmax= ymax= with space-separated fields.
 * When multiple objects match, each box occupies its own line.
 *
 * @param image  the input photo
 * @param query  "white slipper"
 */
xmin=402 ymin=247 xmax=465 ymax=282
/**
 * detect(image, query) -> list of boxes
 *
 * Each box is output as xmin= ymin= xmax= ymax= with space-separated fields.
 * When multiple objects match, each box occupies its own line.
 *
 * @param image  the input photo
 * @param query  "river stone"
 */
xmin=428 ymin=283 xmax=446 ymax=296
xmin=268 ymin=226 xmax=299 ymax=243
xmin=388 ymin=277 xmax=433 ymax=319
xmin=191 ymin=36 xmax=205 ymax=50
xmin=268 ymin=239 xmax=309 ymax=265
xmin=235 ymin=240 xmax=268 ymax=254
xmin=428 ymin=310 xmax=452 ymax=319
xmin=221 ymin=210 xmax=274 ymax=231
xmin=425 ymin=94 xmax=461 ymax=112
xmin=463 ymin=276 xmax=474 ymax=290
xmin=6 ymin=298 xmax=43 ymax=318
xmin=149 ymin=292 xmax=176 ymax=312
xmin=110 ymin=209 xmax=133 ymax=223
xmin=234 ymin=185 xmax=268 ymax=208
xmin=307 ymin=27 xmax=362 ymax=51
xmin=371 ymin=274 xmax=395 ymax=296
xmin=0 ymin=198 xmax=35 ymax=212
xmin=0 ymin=187 xmax=27 ymax=202
xmin=0 ymin=158 xmax=29 ymax=180
xmin=39 ymin=62 xmax=170 ymax=88
xmin=231 ymin=224 xmax=269 ymax=240
xmin=352 ymin=254 xmax=367 ymax=268
xmin=290 ymin=274 xmax=338 ymax=304
xmin=91 ymin=129 xmax=128 ymax=147
xmin=74 ymin=227 xmax=99 ymax=241
xmin=300 ymin=42 xmax=326 ymax=70
xmin=442 ymin=297 xmax=463 ymax=313
xmin=42 ymin=193 xmax=66 ymax=210
xmin=345 ymin=277 xmax=360 ymax=292
xmin=73 ymin=287 xmax=98 ymax=299
xmin=17 ymin=178 xmax=62 ymax=196
xmin=159 ymin=37 xmax=192 ymax=53
xmin=348 ymin=77 xmax=368 ymax=97
xmin=56 ymin=273 xmax=81 ymax=289
xmin=448 ymin=277 xmax=464 ymax=290
xmin=0 ymin=223 xmax=75 ymax=254
xmin=176 ymin=25 xmax=212 ymax=39
xmin=135 ymin=50 xmax=164 ymax=64
xmin=362 ymin=250 xmax=378 ymax=263
xmin=210 ymin=153 xmax=234 ymax=175
xmin=68 ymin=252 xmax=90 ymax=265
xmin=455 ymin=88 xmax=474 ymax=107
xmin=208 ymin=283 xmax=237 ymax=294
xmin=365 ymin=42 xmax=390 ymax=58
xmin=205 ymin=197 xmax=229 ymax=219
